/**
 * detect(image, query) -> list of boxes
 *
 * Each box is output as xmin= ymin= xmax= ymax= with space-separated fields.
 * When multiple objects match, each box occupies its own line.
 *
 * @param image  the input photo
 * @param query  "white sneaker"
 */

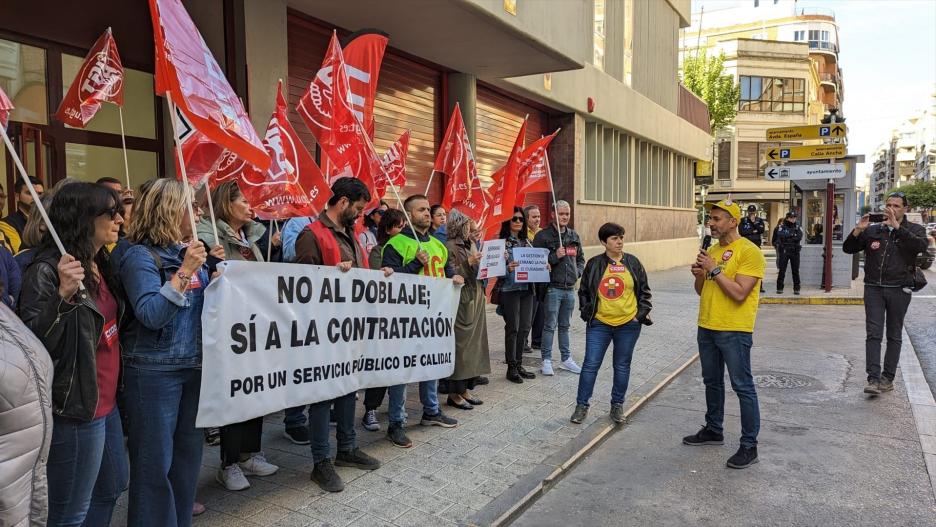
xmin=541 ymin=360 xmax=555 ymax=376
xmin=238 ymin=452 xmax=279 ymax=477
xmin=559 ymin=358 xmax=582 ymax=374
xmin=217 ymin=463 xmax=250 ymax=491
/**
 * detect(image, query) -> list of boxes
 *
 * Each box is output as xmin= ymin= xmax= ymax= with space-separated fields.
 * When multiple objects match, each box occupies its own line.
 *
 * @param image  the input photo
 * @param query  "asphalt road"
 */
xmin=905 ymin=267 xmax=936 ymax=399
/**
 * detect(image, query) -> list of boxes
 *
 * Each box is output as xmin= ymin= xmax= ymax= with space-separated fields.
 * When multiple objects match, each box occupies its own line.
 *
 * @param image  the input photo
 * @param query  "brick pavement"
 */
xmin=109 ymin=267 xmax=700 ymax=527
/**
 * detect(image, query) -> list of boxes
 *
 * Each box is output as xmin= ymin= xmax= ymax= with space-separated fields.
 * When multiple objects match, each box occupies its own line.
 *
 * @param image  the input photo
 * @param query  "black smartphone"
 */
xmin=869 ymin=213 xmax=885 ymax=223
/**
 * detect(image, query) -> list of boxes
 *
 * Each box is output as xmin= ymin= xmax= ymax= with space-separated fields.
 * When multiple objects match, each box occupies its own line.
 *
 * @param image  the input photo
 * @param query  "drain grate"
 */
xmin=754 ymin=372 xmax=813 ymax=389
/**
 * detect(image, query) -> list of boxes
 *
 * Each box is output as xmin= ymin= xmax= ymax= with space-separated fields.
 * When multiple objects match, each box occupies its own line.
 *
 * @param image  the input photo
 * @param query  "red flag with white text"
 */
xmin=486 ymin=119 xmax=527 ymax=225
xmin=375 ymin=130 xmax=410 ymax=199
xmin=0 ymin=86 xmax=13 ymax=131
xmin=435 ymin=104 xmax=476 ymax=209
xmin=517 ymin=131 xmax=559 ymax=196
xmin=53 ymin=28 xmax=124 ymax=128
xmin=149 ymin=0 xmax=269 ymax=171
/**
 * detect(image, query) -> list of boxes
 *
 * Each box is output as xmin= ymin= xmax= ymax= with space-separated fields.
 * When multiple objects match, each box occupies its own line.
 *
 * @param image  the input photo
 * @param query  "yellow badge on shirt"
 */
xmin=595 ymin=261 xmax=638 ymax=326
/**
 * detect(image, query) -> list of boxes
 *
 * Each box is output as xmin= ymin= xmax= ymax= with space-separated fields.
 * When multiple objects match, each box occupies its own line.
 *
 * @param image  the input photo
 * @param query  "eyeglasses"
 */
xmin=511 ymin=216 xmax=524 ymax=222
xmin=98 ymin=205 xmax=122 ymax=220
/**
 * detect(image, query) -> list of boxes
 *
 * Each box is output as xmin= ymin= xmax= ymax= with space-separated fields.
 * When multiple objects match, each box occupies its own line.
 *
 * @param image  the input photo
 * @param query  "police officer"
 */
xmin=739 ymin=205 xmax=766 ymax=292
xmin=775 ymin=211 xmax=803 ymax=295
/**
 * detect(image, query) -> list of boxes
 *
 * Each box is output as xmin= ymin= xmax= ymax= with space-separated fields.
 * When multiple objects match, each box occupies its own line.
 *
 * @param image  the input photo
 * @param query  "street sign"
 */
xmin=766 ymin=124 xmax=847 ymax=141
xmin=764 ymin=163 xmax=846 ymax=181
xmin=695 ymin=160 xmax=712 ymax=177
xmin=763 ymin=143 xmax=845 ymax=162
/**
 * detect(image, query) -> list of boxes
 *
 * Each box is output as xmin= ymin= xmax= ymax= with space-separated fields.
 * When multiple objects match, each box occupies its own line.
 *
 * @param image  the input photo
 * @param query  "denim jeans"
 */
xmin=387 ymin=379 xmax=440 ymax=426
xmin=124 ymin=367 xmax=203 ymax=527
xmin=576 ymin=319 xmax=642 ymax=406
xmin=541 ymin=287 xmax=575 ymax=362
xmin=46 ymin=408 xmax=128 ymax=527
xmin=864 ymin=285 xmax=912 ymax=382
xmin=283 ymin=405 xmax=308 ymax=429
xmin=309 ymin=391 xmax=356 ymax=463
xmin=697 ymin=328 xmax=760 ymax=448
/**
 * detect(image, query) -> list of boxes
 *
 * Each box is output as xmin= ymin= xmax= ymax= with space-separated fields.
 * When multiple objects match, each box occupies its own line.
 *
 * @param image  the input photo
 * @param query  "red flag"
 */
xmin=487 ymin=119 xmax=527 ymax=225
xmin=341 ymin=32 xmax=388 ymax=139
xmin=173 ymin=107 xmax=225 ymax=186
xmin=212 ymin=81 xmax=332 ymax=220
xmin=450 ymin=170 xmax=489 ymax=226
xmin=149 ymin=0 xmax=269 ymax=171
xmin=517 ymin=131 xmax=559 ymax=195
xmin=53 ymin=28 xmax=123 ymax=128
xmin=435 ymin=104 xmax=477 ymax=208
xmin=0 ymin=86 xmax=12 ymax=131
xmin=375 ymin=130 xmax=410 ymax=199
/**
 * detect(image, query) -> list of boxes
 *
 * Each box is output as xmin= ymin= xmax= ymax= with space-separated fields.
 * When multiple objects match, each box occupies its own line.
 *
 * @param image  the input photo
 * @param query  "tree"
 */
xmin=887 ymin=180 xmax=936 ymax=211
xmin=681 ymin=51 xmax=740 ymax=134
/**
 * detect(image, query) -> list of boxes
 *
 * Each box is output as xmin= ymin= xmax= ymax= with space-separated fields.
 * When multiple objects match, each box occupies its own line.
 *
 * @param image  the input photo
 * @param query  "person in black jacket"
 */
xmin=532 ymin=200 xmax=585 ymax=376
xmin=774 ymin=211 xmax=803 ymax=294
xmin=18 ymin=182 xmax=128 ymax=526
xmin=739 ymin=205 xmax=765 ymax=247
xmin=843 ymin=192 xmax=928 ymax=395
xmin=570 ymin=223 xmax=651 ymax=425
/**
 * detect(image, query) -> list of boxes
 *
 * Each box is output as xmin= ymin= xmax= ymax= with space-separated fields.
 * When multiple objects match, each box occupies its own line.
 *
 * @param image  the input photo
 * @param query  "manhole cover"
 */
xmin=754 ymin=372 xmax=813 ymax=389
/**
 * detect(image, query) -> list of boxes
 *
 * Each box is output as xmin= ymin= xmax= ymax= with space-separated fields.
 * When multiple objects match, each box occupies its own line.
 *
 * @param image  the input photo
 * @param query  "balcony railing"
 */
xmin=809 ymin=41 xmax=838 ymax=53
xmin=800 ymin=7 xmax=836 ymax=18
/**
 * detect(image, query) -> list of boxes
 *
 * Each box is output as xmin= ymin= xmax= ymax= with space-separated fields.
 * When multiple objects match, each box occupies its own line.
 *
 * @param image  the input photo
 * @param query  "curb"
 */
xmin=469 ymin=352 xmax=700 ymax=527
xmin=899 ymin=329 xmax=936 ymax=504
xmin=760 ymin=297 xmax=863 ymax=305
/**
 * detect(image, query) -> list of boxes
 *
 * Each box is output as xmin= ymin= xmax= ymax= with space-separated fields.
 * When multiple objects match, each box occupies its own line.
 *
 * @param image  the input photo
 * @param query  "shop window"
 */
xmin=0 ymin=39 xmax=48 ymax=125
xmin=65 ymin=143 xmax=157 ymax=189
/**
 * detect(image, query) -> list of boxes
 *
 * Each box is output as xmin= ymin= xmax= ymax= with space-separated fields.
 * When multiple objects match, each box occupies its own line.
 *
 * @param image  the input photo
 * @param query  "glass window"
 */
xmin=738 ymin=76 xmax=806 ymax=113
xmin=593 ymin=0 xmax=606 ymax=71
xmin=0 ymin=39 xmax=48 ymax=125
xmin=65 ymin=143 xmax=158 ymax=190
xmin=751 ymin=77 xmax=763 ymax=100
xmin=740 ymin=76 xmax=751 ymax=100
xmin=62 ymin=54 xmax=157 ymax=139
xmin=793 ymin=30 xmax=805 ymax=41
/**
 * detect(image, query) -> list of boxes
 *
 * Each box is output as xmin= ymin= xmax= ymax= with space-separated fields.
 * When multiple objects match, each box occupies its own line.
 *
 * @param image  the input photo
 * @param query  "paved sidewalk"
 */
xmin=108 ymin=267 xmax=700 ymax=527
xmin=515 ymin=303 xmax=936 ymax=526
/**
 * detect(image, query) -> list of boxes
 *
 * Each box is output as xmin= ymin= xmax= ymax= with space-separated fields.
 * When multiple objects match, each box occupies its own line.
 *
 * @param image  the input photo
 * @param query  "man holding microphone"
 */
xmin=683 ymin=200 xmax=765 ymax=469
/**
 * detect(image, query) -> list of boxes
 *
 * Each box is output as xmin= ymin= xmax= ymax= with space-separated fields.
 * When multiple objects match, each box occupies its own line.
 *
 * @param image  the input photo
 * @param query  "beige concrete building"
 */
xmin=1 ymin=0 xmax=711 ymax=269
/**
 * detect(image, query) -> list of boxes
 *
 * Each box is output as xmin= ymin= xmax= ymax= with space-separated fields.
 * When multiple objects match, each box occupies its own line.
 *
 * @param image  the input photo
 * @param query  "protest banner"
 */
xmin=512 ymin=247 xmax=550 ymax=283
xmin=197 ymin=261 xmax=459 ymax=427
xmin=478 ymin=239 xmax=507 ymax=280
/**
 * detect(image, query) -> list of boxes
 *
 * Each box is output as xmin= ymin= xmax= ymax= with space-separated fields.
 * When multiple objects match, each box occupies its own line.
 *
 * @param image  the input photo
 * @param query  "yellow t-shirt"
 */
xmin=595 ymin=260 xmax=638 ymax=326
xmin=698 ymin=237 xmax=765 ymax=333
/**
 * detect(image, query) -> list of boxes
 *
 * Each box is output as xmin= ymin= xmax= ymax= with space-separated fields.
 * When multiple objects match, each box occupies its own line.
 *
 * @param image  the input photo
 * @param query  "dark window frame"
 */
xmin=738 ymin=75 xmax=806 ymax=113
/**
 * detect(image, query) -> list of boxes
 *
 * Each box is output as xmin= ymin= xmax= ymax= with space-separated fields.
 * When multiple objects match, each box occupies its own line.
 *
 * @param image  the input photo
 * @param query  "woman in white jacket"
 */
xmin=0 ymin=301 xmax=53 ymax=526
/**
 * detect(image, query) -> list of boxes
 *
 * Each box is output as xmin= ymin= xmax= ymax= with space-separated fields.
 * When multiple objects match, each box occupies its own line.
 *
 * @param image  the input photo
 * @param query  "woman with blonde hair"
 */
xmin=112 ymin=179 xmax=212 ymax=527
xmin=195 ymin=180 xmax=279 ymax=491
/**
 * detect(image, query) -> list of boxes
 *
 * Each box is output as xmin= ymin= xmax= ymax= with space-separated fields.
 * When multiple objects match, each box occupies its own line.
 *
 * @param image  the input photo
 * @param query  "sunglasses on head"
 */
xmin=511 ymin=216 xmax=524 ymax=222
xmin=887 ymin=192 xmax=905 ymax=198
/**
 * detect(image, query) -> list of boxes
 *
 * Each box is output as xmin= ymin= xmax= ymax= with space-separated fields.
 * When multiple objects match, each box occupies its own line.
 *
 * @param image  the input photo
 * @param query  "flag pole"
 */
xmin=543 ymin=129 xmax=563 ymax=249
xmin=363 ymin=133 xmax=423 ymax=251
xmin=1 ymin=126 xmax=86 ymax=298
xmin=202 ymin=180 xmax=221 ymax=246
xmin=117 ymin=106 xmax=131 ymax=189
xmin=267 ymin=219 xmax=277 ymax=262
xmin=165 ymin=94 xmax=200 ymax=244
xmin=424 ymin=169 xmax=436 ymax=197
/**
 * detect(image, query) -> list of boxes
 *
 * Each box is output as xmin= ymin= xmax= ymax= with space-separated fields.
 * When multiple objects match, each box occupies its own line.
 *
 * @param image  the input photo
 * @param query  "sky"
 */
xmin=795 ymin=0 xmax=936 ymax=184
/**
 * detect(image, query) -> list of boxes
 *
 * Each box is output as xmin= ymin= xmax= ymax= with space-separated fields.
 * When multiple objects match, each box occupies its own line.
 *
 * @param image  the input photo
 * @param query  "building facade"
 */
xmin=868 ymin=91 xmax=936 ymax=209
xmin=680 ymin=0 xmax=844 ymax=237
xmin=0 ymin=0 xmax=711 ymax=269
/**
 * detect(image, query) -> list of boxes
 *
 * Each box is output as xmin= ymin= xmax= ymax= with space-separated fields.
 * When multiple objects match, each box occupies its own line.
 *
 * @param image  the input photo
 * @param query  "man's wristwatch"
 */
xmin=707 ymin=267 xmax=722 ymax=280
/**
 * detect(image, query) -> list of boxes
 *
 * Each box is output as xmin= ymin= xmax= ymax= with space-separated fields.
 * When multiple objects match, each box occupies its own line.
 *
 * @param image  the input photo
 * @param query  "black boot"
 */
xmin=517 ymin=365 xmax=536 ymax=379
xmin=506 ymin=365 xmax=523 ymax=384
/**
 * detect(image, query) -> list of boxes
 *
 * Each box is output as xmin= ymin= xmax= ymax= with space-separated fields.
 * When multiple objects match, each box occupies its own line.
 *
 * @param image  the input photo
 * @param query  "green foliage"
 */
xmin=887 ymin=180 xmax=936 ymax=210
xmin=681 ymin=51 xmax=741 ymax=134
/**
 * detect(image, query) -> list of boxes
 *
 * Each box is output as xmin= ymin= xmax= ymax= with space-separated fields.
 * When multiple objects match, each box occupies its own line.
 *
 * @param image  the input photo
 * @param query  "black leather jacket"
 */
xmin=843 ymin=219 xmax=928 ymax=287
xmin=532 ymin=225 xmax=585 ymax=289
xmin=18 ymin=251 xmax=124 ymax=422
xmin=578 ymin=253 xmax=653 ymax=326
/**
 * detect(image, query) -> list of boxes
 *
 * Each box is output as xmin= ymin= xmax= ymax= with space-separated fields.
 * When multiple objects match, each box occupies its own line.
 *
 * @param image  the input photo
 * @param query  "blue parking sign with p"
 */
xmin=820 ymin=126 xmax=830 ymax=136
xmin=780 ymin=149 xmax=790 ymax=158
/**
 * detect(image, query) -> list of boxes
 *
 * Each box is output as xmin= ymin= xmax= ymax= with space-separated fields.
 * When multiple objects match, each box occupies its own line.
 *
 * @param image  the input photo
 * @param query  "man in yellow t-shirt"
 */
xmin=683 ymin=200 xmax=765 ymax=470
xmin=570 ymin=222 xmax=652 ymax=426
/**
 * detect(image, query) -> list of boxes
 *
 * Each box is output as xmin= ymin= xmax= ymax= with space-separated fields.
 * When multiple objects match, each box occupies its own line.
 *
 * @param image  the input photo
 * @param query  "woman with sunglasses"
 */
xmin=113 ymin=179 xmax=211 ymax=527
xmin=495 ymin=207 xmax=538 ymax=384
xmin=194 ymin=180 xmax=279 ymax=491
xmin=19 ymin=182 xmax=129 ymax=526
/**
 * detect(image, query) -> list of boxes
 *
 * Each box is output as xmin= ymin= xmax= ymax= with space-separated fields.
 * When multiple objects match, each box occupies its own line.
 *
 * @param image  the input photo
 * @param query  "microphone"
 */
xmin=701 ymin=235 xmax=712 ymax=250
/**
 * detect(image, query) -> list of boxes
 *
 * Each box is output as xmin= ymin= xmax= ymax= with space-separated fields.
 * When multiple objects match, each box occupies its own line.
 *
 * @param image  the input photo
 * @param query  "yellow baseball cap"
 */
xmin=705 ymin=199 xmax=741 ymax=221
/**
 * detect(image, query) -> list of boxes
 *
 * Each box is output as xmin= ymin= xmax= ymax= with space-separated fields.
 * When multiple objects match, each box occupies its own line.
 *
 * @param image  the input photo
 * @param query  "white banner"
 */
xmin=512 ymin=247 xmax=550 ymax=283
xmin=478 ymin=239 xmax=506 ymax=280
xmin=196 ymin=261 xmax=459 ymax=427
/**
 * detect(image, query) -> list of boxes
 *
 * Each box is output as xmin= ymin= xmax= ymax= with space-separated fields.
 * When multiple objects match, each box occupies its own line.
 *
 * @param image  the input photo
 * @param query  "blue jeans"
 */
xmin=284 ymin=405 xmax=308 ymax=429
xmin=541 ymin=287 xmax=575 ymax=362
xmin=309 ymin=392 xmax=356 ymax=463
xmin=697 ymin=328 xmax=760 ymax=448
xmin=46 ymin=408 xmax=128 ymax=527
xmin=124 ymin=367 xmax=203 ymax=527
xmin=387 ymin=379 xmax=440 ymax=427
xmin=576 ymin=319 xmax=642 ymax=406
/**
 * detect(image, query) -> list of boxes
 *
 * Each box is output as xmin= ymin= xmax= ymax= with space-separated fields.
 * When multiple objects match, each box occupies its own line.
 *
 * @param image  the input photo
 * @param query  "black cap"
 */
xmin=785 ymin=211 xmax=797 ymax=217
xmin=747 ymin=205 xmax=757 ymax=212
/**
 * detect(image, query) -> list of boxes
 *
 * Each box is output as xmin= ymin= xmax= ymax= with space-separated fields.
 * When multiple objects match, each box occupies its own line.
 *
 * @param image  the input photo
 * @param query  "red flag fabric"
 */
xmin=517 ymin=131 xmax=559 ymax=195
xmin=375 ymin=130 xmax=410 ymax=199
xmin=53 ymin=28 xmax=124 ymax=128
xmin=211 ymin=81 xmax=332 ymax=220
xmin=341 ymin=32 xmax=388 ymax=139
xmin=173 ymin=106 xmax=225 ymax=186
xmin=0 ymin=86 xmax=12 ymax=131
xmin=149 ymin=0 xmax=269 ymax=171
xmin=450 ymin=170 xmax=489 ymax=226
xmin=486 ymin=119 xmax=527 ymax=225
xmin=435 ymin=104 xmax=477 ymax=208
